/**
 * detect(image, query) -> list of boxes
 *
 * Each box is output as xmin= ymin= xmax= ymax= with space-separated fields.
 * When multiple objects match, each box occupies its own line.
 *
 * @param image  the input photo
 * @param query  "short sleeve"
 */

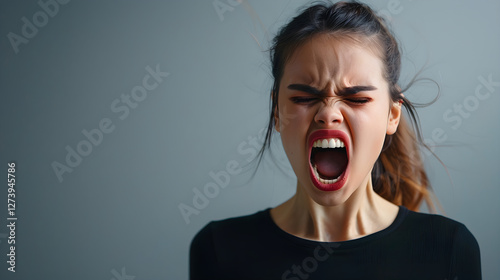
xmin=189 ymin=222 xmax=220 ymax=280
xmin=449 ymin=223 xmax=482 ymax=279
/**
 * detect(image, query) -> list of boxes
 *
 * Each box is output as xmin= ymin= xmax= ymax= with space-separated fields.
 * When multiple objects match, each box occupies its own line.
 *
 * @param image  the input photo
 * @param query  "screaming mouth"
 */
xmin=310 ymin=138 xmax=348 ymax=185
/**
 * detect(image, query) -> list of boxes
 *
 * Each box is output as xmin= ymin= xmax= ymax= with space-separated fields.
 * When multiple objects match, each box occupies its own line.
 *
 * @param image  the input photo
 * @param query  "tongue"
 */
xmin=312 ymin=149 xmax=347 ymax=179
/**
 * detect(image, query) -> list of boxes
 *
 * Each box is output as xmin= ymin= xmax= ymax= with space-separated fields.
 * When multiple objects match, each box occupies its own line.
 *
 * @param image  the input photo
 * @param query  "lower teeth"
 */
xmin=313 ymin=165 xmax=340 ymax=184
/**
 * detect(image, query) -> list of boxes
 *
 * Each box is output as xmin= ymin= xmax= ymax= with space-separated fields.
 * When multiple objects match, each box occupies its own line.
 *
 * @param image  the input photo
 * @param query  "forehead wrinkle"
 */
xmin=282 ymin=33 xmax=385 ymax=94
xmin=282 ymin=45 xmax=318 ymax=87
xmin=311 ymin=35 xmax=359 ymax=94
xmin=323 ymin=35 xmax=386 ymax=93
xmin=300 ymin=35 xmax=345 ymax=93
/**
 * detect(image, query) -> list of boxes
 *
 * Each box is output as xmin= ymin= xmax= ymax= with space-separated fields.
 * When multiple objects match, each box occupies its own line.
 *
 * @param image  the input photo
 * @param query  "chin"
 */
xmin=304 ymin=180 xmax=354 ymax=206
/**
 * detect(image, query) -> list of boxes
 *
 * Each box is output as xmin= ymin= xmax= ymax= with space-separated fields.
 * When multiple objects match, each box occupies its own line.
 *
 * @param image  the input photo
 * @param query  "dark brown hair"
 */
xmin=256 ymin=1 xmax=436 ymax=211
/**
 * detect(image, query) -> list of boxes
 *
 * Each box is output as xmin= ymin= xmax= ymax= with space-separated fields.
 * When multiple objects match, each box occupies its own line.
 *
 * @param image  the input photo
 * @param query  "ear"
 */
xmin=386 ymin=96 xmax=403 ymax=135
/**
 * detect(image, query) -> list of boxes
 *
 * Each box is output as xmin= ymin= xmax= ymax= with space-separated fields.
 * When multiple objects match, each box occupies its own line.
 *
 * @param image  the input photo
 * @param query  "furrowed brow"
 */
xmin=337 ymin=86 xmax=377 ymax=96
xmin=287 ymin=84 xmax=324 ymax=96
xmin=287 ymin=84 xmax=377 ymax=96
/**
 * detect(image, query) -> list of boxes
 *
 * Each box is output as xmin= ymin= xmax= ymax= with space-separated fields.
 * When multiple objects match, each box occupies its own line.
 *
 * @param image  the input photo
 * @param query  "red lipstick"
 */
xmin=308 ymin=130 xmax=350 ymax=191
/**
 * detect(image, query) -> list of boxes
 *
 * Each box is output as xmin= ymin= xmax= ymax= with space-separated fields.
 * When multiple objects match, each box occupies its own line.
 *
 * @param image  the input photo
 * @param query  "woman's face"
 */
xmin=275 ymin=34 xmax=401 ymax=206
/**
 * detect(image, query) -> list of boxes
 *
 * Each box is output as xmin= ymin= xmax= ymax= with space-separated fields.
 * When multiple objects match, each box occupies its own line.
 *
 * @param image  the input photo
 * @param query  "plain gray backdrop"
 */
xmin=1 ymin=0 xmax=499 ymax=279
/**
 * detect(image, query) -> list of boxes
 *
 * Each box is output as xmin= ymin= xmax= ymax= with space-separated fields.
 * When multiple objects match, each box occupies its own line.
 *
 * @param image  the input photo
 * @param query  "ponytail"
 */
xmin=372 ymin=115 xmax=434 ymax=211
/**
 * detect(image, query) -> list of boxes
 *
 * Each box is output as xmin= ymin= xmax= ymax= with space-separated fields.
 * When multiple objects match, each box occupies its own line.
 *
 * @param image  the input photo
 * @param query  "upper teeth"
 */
xmin=312 ymin=138 xmax=345 ymax=148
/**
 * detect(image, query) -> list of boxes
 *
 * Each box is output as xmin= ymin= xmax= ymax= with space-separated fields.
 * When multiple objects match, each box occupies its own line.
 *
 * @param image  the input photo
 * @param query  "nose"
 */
xmin=314 ymin=99 xmax=343 ymax=126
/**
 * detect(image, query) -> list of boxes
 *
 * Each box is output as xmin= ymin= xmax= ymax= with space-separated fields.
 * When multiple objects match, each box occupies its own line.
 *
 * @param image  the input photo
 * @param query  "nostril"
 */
xmin=315 ymin=114 xmax=342 ymax=125
xmin=314 ymin=104 xmax=343 ymax=125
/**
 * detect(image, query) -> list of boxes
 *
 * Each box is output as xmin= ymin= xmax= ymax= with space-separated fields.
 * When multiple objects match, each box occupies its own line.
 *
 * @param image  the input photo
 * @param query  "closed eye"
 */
xmin=290 ymin=96 xmax=319 ymax=104
xmin=290 ymin=95 xmax=372 ymax=105
xmin=345 ymin=98 xmax=371 ymax=104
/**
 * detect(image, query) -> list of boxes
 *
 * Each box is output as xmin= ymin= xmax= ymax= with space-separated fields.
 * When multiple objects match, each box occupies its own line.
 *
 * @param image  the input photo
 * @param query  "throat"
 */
xmin=311 ymin=147 xmax=348 ymax=179
xmin=273 ymin=194 xmax=399 ymax=242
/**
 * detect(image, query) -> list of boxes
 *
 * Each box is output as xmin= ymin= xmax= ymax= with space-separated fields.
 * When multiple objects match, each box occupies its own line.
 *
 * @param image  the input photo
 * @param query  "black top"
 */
xmin=190 ymin=206 xmax=481 ymax=280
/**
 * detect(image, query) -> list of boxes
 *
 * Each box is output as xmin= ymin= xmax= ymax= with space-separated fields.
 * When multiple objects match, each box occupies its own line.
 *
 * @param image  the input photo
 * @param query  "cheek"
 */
xmin=277 ymin=104 xmax=312 ymax=161
xmin=349 ymin=107 xmax=389 ymax=154
xmin=277 ymin=102 xmax=311 ymax=133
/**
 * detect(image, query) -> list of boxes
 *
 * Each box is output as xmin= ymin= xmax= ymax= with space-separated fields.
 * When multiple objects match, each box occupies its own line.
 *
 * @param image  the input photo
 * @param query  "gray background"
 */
xmin=1 ymin=0 xmax=499 ymax=279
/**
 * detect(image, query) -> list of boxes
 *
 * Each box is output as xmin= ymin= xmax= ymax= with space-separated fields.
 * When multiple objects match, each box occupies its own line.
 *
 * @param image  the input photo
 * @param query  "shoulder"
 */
xmin=195 ymin=208 xmax=270 ymax=239
xmin=399 ymin=208 xmax=481 ymax=276
xmin=190 ymin=208 xmax=271 ymax=252
xmin=402 ymin=208 xmax=478 ymax=241
xmin=400 ymin=208 xmax=478 ymax=243
xmin=189 ymin=209 xmax=272 ymax=279
xmin=380 ymin=207 xmax=481 ymax=278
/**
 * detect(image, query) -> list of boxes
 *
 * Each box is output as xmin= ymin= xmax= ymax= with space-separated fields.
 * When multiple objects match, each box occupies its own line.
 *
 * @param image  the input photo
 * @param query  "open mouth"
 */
xmin=308 ymin=131 xmax=349 ymax=191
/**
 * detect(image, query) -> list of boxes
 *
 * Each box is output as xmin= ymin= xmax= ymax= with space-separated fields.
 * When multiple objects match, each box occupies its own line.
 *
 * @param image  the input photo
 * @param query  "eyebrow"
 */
xmin=287 ymin=84 xmax=378 ymax=96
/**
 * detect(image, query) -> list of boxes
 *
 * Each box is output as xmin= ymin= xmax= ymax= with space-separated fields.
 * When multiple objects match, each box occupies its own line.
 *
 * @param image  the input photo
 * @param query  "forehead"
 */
xmin=282 ymin=33 xmax=385 ymax=87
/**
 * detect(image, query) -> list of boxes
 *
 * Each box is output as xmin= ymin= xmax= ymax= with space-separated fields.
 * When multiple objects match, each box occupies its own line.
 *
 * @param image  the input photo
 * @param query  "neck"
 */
xmin=271 ymin=177 xmax=399 ymax=242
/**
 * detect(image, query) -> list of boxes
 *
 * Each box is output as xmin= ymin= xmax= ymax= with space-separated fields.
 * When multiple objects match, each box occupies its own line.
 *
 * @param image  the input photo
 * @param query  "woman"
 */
xmin=190 ymin=1 xmax=481 ymax=279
